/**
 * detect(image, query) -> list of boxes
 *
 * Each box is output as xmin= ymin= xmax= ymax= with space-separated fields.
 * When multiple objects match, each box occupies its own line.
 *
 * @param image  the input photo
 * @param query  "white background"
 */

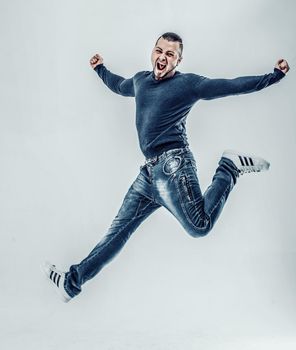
xmin=1 ymin=0 xmax=296 ymax=349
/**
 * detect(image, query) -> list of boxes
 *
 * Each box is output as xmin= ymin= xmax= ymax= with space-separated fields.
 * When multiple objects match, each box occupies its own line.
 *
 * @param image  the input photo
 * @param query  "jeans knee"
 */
xmin=186 ymin=219 xmax=212 ymax=238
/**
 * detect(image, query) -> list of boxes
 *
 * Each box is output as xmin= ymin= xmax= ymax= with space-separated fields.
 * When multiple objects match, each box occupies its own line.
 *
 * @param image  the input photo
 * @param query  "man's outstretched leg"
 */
xmin=42 ymin=180 xmax=161 ymax=302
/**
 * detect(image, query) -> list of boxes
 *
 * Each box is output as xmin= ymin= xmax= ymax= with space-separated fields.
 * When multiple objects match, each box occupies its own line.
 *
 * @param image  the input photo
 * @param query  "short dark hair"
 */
xmin=156 ymin=32 xmax=183 ymax=56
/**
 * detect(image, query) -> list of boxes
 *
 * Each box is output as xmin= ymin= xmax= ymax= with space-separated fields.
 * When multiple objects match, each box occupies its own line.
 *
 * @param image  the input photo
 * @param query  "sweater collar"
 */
xmin=151 ymin=70 xmax=180 ymax=82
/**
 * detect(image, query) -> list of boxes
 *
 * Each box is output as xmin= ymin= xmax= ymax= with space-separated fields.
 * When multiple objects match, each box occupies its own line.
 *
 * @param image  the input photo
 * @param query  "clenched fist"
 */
xmin=275 ymin=58 xmax=290 ymax=74
xmin=90 ymin=54 xmax=103 ymax=69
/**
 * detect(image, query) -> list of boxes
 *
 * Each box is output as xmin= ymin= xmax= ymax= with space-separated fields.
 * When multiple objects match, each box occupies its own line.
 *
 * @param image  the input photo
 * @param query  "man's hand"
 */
xmin=275 ymin=58 xmax=290 ymax=74
xmin=90 ymin=54 xmax=103 ymax=69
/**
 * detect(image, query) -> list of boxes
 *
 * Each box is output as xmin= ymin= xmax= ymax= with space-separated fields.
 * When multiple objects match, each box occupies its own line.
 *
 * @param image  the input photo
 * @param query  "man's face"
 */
xmin=151 ymin=37 xmax=182 ymax=80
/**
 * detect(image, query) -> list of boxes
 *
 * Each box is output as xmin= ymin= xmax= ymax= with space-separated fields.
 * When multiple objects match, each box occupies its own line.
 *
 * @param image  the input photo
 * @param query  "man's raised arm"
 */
xmin=90 ymin=54 xmax=135 ymax=97
xmin=195 ymin=59 xmax=290 ymax=100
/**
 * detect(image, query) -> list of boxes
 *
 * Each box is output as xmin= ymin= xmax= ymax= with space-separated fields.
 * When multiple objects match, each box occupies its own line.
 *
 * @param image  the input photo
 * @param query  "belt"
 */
xmin=145 ymin=146 xmax=190 ymax=165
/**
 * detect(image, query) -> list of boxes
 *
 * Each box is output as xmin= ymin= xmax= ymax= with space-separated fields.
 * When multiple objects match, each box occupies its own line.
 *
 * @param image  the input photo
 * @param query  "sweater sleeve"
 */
xmin=94 ymin=64 xmax=135 ymax=97
xmin=193 ymin=68 xmax=285 ymax=100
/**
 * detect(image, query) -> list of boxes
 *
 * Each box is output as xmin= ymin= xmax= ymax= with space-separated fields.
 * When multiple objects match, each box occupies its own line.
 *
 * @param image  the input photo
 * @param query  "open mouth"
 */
xmin=156 ymin=62 xmax=167 ymax=71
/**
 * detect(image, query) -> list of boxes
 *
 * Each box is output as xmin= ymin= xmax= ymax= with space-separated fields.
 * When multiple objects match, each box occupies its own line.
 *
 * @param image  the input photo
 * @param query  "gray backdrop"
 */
xmin=1 ymin=0 xmax=296 ymax=349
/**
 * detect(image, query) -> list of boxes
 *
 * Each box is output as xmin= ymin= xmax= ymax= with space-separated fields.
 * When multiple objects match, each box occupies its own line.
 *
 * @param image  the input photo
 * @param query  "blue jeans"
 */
xmin=64 ymin=147 xmax=239 ymax=297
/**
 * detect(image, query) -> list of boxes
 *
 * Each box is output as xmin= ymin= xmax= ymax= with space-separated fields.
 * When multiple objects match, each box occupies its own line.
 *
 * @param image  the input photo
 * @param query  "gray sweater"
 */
xmin=94 ymin=64 xmax=285 ymax=158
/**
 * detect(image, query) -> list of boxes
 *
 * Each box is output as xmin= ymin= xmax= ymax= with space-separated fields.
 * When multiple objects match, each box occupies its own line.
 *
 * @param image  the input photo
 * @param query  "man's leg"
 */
xmin=43 ymin=167 xmax=161 ymax=301
xmin=153 ymin=148 xmax=268 ymax=238
xmin=201 ymin=149 xmax=270 ymax=232
xmin=64 ymin=185 xmax=160 ymax=298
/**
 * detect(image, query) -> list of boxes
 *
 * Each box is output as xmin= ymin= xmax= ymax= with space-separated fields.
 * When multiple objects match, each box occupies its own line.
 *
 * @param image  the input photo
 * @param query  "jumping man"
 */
xmin=43 ymin=32 xmax=290 ymax=302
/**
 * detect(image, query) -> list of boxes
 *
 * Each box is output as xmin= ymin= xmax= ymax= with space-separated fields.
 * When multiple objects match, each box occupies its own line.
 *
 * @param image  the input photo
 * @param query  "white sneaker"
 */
xmin=42 ymin=261 xmax=72 ymax=303
xmin=222 ymin=150 xmax=270 ymax=175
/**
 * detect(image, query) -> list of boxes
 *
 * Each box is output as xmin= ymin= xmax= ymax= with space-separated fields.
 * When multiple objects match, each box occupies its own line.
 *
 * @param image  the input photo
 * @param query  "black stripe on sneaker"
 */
xmin=50 ymin=271 xmax=54 ymax=281
xmin=249 ymin=157 xmax=254 ymax=166
xmin=239 ymin=156 xmax=244 ymax=166
xmin=57 ymin=274 xmax=61 ymax=287
xmin=244 ymin=157 xmax=249 ymax=166
xmin=52 ymin=272 xmax=56 ymax=284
